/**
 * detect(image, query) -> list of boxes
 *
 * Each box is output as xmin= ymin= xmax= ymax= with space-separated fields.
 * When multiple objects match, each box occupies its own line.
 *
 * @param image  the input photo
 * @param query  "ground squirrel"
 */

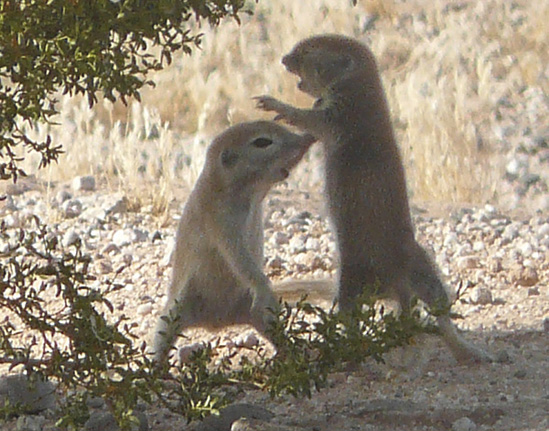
xmin=151 ymin=121 xmax=315 ymax=364
xmin=256 ymin=34 xmax=493 ymax=363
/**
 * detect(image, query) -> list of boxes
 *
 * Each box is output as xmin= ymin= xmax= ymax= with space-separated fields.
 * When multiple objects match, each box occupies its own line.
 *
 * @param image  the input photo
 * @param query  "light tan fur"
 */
xmin=151 ymin=121 xmax=315 ymax=364
xmin=256 ymin=34 xmax=492 ymax=363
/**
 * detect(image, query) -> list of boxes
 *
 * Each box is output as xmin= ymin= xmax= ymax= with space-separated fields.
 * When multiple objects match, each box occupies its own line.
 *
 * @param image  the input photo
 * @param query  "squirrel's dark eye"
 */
xmin=251 ymin=137 xmax=273 ymax=148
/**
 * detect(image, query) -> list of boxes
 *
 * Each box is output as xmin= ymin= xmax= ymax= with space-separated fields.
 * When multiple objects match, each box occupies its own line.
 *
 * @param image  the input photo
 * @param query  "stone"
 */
xmin=502 ymin=224 xmax=519 ymax=241
xmin=112 ymin=228 xmax=148 ymax=247
xmin=178 ymin=343 xmax=205 ymax=363
xmin=266 ymin=256 xmax=285 ymax=270
xmin=102 ymin=195 xmax=128 ymax=216
xmin=55 ymin=189 xmax=72 ymax=205
xmin=194 ymin=403 xmax=274 ymax=431
xmin=470 ymin=287 xmax=493 ymax=305
xmin=457 ymin=256 xmax=479 ymax=270
xmin=62 ymin=229 xmax=81 ymax=248
xmin=270 ymin=231 xmax=289 ymax=246
xmin=236 ymin=333 xmax=259 ymax=348
xmin=538 ymin=223 xmax=549 ymax=238
xmin=72 ymin=175 xmax=96 ymax=192
xmin=518 ymin=242 xmax=533 ymax=257
xmin=136 ymin=303 xmax=153 ymax=316
xmin=488 ymin=258 xmax=503 ymax=273
xmin=472 ymin=241 xmax=485 ymax=252
xmin=61 ymin=199 xmax=83 ymax=218
xmin=0 ymin=374 xmax=56 ymax=414
xmin=16 ymin=415 xmax=45 ymax=431
xmin=85 ymin=409 xmax=147 ymax=431
xmin=510 ymin=266 xmax=539 ymax=286
xmin=452 ymin=416 xmax=477 ymax=431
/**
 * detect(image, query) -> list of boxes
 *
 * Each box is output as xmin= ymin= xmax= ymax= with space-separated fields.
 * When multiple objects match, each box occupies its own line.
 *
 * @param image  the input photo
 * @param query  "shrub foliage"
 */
xmin=0 ymin=0 xmax=248 ymax=182
xmin=0 ymin=218 xmax=427 ymax=429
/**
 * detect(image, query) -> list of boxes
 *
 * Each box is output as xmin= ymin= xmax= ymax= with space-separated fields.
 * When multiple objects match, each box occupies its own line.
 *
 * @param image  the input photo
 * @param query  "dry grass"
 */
xmin=18 ymin=0 xmax=548 ymax=211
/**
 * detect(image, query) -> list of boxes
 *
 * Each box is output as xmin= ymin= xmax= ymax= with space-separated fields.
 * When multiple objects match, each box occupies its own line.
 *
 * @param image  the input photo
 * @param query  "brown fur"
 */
xmin=151 ymin=121 xmax=315 ymax=364
xmin=256 ymin=34 xmax=492 ymax=363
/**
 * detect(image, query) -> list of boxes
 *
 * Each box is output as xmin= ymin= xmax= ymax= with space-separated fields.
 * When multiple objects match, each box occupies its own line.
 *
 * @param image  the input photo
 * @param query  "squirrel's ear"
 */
xmin=220 ymin=149 xmax=238 ymax=168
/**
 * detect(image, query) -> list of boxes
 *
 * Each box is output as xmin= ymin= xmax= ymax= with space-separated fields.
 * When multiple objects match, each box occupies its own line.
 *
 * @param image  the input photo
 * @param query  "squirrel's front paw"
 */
xmin=254 ymin=95 xmax=281 ymax=112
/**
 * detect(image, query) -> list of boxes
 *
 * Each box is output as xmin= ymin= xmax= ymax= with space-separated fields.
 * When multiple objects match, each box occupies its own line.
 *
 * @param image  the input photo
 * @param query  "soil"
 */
xmin=0 ymin=181 xmax=547 ymax=431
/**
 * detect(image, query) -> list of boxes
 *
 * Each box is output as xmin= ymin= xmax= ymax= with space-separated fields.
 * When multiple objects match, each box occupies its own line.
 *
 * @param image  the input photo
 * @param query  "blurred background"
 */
xmin=17 ymin=0 xmax=549 ymax=215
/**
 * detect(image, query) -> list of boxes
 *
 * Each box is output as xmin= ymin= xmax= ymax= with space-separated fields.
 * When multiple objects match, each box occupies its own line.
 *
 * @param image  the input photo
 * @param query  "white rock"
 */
xmin=1 ymin=195 xmax=17 ymax=212
xmin=237 ymin=332 xmax=260 ymax=348
xmin=502 ymin=224 xmax=519 ymax=241
xmin=102 ymin=194 xmax=128 ymax=216
xmin=55 ymin=189 xmax=72 ymax=205
xmin=270 ymin=231 xmax=289 ymax=246
xmin=266 ymin=255 xmax=285 ymax=270
xmin=4 ymin=213 xmax=21 ymax=228
xmin=472 ymin=241 xmax=485 ymax=252
xmin=61 ymin=199 xmax=83 ymax=218
xmin=457 ymin=256 xmax=479 ymax=270
xmin=537 ymin=223 xmax=549 ymax=238
xmin=470 ymin=287 xmax=493 ymax=305
xmin=62 ymin=229 xmax=80 ymax=248
xmin=452 ymin=416 xmax=477 ymax=431
xmin=444 ymin=232 xmax=458 ymax=247
xmin=518 ymin=242 xmax=533 ymax=257
xmin=136 ymin=303 xmax=153 ymax=316
xmin=112 ymin=228 xmax=148 ymax=247
xmin=16 ymin=415 xmax=45 ymax=431
xmin=72 ymin=175 xmax=96 ymax=192
xmin=288 ymin=236 xmax=306 ymax=253
xmin=505 ymin=156 xmax=528 ymax=177
xmin=178 ymin=343 xmax=204 ymax=363
xmin=305 ymin=237 xmax=320 ymax=250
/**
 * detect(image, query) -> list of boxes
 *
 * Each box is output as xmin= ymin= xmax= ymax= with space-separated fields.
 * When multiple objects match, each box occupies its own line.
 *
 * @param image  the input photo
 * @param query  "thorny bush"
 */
xmin=0 ymin=217 xmax=428 ymax=429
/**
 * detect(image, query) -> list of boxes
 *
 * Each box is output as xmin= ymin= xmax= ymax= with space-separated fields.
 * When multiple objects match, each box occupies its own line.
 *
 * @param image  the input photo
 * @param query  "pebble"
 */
xmin=84 ymin=409 xmax=148 ymax=431
xmin=470 ymin=287 xmax=493 ymax=305
xmin=4 ymin=213 xmax=21 ymax=228
xmin=236 ymin=333 xmax=260 ymax=348
xmin=112 ymin=228 xmax=148 ymax=247
xmin=502 ymin=224 xmax=519 ymax=241
xmin=444 ymin=232 xmax=458 ymax=246
xmin=510 ymin=266 xmax=539 ymax=286
xmin=178 ymin=343 xmax=204 ymax=363
xmin=194 ymin=403 xmax=274 ymax=431
xmin=96 ymin=259 xmax=114 ymax=274
xmin=55 ymin=189 xmax=72 ymax=205
xmin=136 ymin=303 xmax=153 ymax=316
xmin=102 ymin=242 xmax=121 ymax=255
xmin=305 ymin=237 xmax=320 ymax=250
xmin=452 ymin=416 xmax=477 ymax=431
xmin=61 ymin=198 xmax=83 ymax=218
xmin=0 ymin=374 xmax=57 ymax=414
xmin=472 ymin=241 xmax=485 ymax=252
xmin=488 ymin=258 xmax=503 ymax=273
xmin=16 ymin=415 xmax=45 ymax=431
xmin=266 ymin=255 xmax=285 ymax=270
xmin=62 ymin=229 xmax=81 ymax=248
xmin=270 ymin=231 xmax=289 ymax=246
xmin=538 ymin=223 xmax=549 ymax=238
xmin=72 ymin=175 xmax=96 ymax=192
xmin=457 ymin=255 xmax=479 ymax=270
xmin=288 ymin=236 xmax=306 ymax=253
xmin=518 ymin=242 xmax=533 ymax=257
